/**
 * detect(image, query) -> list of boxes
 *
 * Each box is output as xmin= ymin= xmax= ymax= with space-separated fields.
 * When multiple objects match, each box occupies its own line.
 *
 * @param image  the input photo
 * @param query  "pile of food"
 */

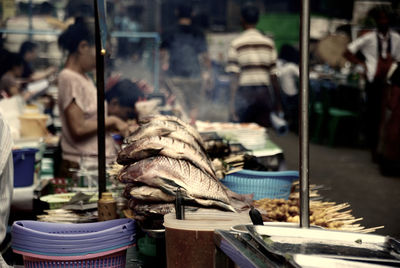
xmin=196 ymin=121 xmax=268 ymax=150
xmin=253 ymin=191 xmax=384 ymax=233
xmin=197 ymin=122 xmax=280 ymax=175
xmin=117 ymin=115 xmax=250 ymax=228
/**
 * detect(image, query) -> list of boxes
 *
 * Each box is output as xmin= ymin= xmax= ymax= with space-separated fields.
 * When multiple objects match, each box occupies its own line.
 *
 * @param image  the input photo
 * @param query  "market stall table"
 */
xmin=214 ymin=226 xmax=400 ymax=268
xmin=196 ymin=121 xmax=286 ymax=171
xmin=214 ymin=230 xmax=273 ymax=268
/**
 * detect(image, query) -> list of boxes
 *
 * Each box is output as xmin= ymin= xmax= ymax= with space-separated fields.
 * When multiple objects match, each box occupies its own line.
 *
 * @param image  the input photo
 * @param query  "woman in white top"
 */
xmin=57 ymin=17 xmax=128 ymax=177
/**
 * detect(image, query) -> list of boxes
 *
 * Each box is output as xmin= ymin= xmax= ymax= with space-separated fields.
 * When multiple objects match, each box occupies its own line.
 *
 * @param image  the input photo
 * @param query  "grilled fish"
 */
xmin=130 ymin=201 xmax=175 ymax=216
xmin=117 ymin=136 xmax=216 ymax=178
xmin=125 ymin=184 xmax=175 ymax=202
xmin=125 ymin=120 xmax=206 ymax=153
xmin=118 ymin=156 xmax=234 ymax=211
xmin=138 ymin=114 xmax=204 ymax=146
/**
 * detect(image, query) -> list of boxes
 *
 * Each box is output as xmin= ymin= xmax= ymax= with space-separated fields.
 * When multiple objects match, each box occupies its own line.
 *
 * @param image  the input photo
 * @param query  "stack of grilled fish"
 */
xmin=117 ymin=115 xmax=250 ymax=225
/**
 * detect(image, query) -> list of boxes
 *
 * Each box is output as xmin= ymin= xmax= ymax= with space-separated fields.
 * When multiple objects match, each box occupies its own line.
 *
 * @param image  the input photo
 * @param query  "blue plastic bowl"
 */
xmin=222 ymin=170 xmax=299 ymax=200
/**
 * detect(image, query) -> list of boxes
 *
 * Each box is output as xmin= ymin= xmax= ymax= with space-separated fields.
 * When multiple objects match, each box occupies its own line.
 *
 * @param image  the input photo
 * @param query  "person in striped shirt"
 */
xmin=226 ymin=3 xmax=282 ymax=127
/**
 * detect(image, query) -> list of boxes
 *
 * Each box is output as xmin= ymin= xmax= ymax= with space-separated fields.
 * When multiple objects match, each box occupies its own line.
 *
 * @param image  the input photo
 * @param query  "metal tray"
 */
xmin=229 ymin=143 xmax=251 ymax=155
xmin=199 ymin=131 xmax=223 ymax=141
xmin=231 ymin=223 xmax=324 ymax=233
xmin=245 ymin=225 xmax=400 ymax=267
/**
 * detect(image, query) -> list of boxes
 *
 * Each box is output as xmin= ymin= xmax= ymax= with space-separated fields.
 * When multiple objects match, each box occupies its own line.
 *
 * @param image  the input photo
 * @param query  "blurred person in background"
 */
xmin=0 ymin=115 xmax=13 ymax=267
xmin=57 ymin=17 xmax=128 ymax=178
xmin=277 ymin=44 xmax=300 ymax=131
xmin=19 ymin=41 xmax=57 ymax=133
xmin=35 ymin=1 xmax=65 ymax=30
xmin=379 ymin=63 xmax=400 ymax=175
xmin=0 ymin=53 xmax=24 ymax=98
xmin=160 ymin=4 xmax=212 ymax=123
xmin=226 ymin=2 xmax=282 ymax=128
xmin=0 ymin=33 xmax=10 ymax=76
xmin=64 ymin=0 xmax=94 ymax=26
xmin=106 ymin=78 xmax=145 ymax=122
xmin=19 ymin=41 xmax=57 ymax=83
xmin=344 ymin=6 xmax=400 ymax=162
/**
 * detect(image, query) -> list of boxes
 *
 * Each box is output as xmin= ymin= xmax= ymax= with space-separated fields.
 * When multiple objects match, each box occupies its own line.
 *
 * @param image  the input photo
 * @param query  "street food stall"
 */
xmin=2 ymin=1 xmax=400 ymax=268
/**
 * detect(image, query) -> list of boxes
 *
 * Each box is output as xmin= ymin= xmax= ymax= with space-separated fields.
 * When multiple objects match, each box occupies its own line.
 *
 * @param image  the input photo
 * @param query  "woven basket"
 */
xmin=12 ymin=219 xmax=136 ymax=267
xmin=19 ymin=247 xmax=128 ymax=268
xmin=222 ymin=170 xmax=299 ymax=200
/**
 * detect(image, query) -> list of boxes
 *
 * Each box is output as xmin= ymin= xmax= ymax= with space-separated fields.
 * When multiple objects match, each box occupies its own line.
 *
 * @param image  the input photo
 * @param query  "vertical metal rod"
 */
xmin=94 ymin=0 xmax=106 ymax=198
xmin=28 ymin=0 xmax=33 ymax=41
xmin=154 ymin=0 xmax=161 ymax=93
xmin=154 ymin=35 xmax=160 ymax=93
xmin=299 ymin=0 xmax=310 ymax=228
xmin=155 ymin=0 xmax=162 ymax=33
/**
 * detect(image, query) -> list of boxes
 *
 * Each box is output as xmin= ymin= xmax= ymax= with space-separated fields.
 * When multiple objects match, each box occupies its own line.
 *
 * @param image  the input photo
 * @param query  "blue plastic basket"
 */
xmin=18 ymin=247 xmax=128 ymax=268
xmin=12 ymin=219 xmax=136 ymax=256
xmin=222 ymin=170 xmax=299 ymax=200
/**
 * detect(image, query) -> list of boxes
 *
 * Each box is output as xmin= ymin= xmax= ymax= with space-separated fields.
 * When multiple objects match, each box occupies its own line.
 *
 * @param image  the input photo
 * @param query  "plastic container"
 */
xmin=138 ymin=235 xmax=157 ymax=257
xmin=11 ymin=219 xmax=136 ymax=260
xmin=40 ymin=192 xmax=98 ymax=209
xmin=222 ymin=170 xmax=299 ymax=200
xmin=138 ymin=228 xmax=166 ymax=266
xmin=13 ymin=138 xmax=45 ymax=162
xmin=163 ymin=211 xmax=251 ymax=268
xmin=19 ymin=113 xmax=48 ymax=138
xmin=98 ymin=192 xmax=118 ymax=221
xmin=12 ymin=148 xmax=38 ymax=187
xmin=18 ymin=247 xmax=128 ymax=268
xmin=12 ymin=219 xmax=134 ymax=242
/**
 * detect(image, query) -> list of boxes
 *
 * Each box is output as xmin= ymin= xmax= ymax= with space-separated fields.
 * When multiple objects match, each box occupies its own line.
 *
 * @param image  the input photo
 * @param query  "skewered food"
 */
xmin=253 ymin=197 xmax=384 ymax=233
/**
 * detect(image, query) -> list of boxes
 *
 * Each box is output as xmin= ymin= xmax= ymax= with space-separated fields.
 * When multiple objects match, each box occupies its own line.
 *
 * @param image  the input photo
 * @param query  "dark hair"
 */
xmin=58 ymin=17 xmax=95 ymax=54
xmin=106 ymin=79 xmax=144 ymax=108
xmin=241 ymin=3 xmax=259 ymax=25
xmin=0 ymin=50 xmax=11 ymax=77
xmin=38 ymin=2 xmax=54 ymax=15
xmin=7 ymin=53 xmax=23 ymax=70
xmin=65 ymin=0 xmax=94 ymax=19
xmin=177 ymin=4 xmax=192 ymax=19
xmin=279 ymin=44 xmax=299 ymax=64
xmin=19 ymin=41 xmax=38 ymax=56
xmin=369 ymin=5 xmax=393 ymax=23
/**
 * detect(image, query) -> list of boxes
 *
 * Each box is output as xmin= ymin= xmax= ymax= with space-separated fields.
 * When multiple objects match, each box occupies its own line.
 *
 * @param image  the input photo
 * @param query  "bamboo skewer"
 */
xmin=359 ymin=226 xmax=385 ymax=233
xmin=254 ymin=182 xmax=385 ymax=234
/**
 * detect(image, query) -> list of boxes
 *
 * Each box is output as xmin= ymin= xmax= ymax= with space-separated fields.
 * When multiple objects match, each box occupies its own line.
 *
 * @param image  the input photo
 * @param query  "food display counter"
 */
xmin=5 ymin=1 xmax=398 ymax=267
xmin=214 ymin=225 xmax=400 ymax=268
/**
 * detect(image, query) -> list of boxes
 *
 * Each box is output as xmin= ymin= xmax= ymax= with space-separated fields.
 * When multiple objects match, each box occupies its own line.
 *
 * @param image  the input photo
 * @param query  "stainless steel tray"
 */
xmin=244 ymin=225 xmax=400 ymax=267
xmin=231 ymin=223 xmax=324 ymax=233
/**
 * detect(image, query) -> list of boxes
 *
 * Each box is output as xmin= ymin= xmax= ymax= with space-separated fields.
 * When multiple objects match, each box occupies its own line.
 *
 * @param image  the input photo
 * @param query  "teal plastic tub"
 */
xmin=222 ymin=170 xmax=299 ymax=200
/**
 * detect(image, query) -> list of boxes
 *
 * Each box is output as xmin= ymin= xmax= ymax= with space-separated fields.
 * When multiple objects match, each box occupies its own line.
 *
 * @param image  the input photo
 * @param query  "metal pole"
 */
xmin=94 ymin=0 xmax=106 ymax=198
xmin=154 ymin=34 xmax=160 ymax=93
xmin=28 ymin=0 xmax=33 ymax=41
xmin=299 ymin=0 xmax=310 ymax=228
